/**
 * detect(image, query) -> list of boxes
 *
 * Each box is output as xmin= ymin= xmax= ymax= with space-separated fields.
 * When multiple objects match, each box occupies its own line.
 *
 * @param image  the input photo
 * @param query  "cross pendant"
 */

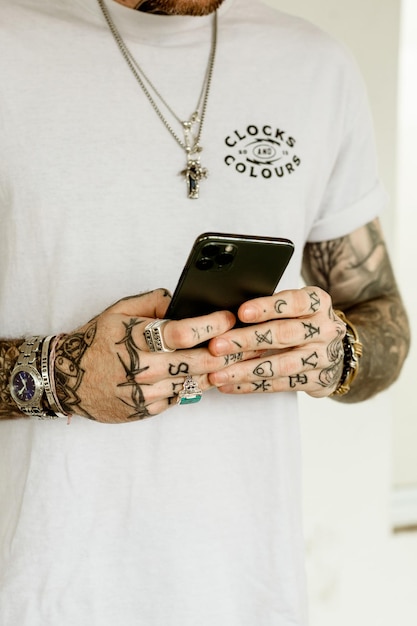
xmin=181 ymin=159 xmax=208 ymax=199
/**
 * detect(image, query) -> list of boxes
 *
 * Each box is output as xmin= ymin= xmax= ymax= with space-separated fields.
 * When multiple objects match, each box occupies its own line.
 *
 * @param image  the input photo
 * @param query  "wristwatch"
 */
xmin=9 ymin=336 xmax=49 ymax=418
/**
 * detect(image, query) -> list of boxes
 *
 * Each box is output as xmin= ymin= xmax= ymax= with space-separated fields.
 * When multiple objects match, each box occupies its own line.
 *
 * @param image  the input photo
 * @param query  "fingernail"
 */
xmin=212 ymin=371 xmax=228 ymax=385
xmin=211 ymin=338 xmax=230 ymax=354
xmin=240 ymin=305 xmax=257 ymax=323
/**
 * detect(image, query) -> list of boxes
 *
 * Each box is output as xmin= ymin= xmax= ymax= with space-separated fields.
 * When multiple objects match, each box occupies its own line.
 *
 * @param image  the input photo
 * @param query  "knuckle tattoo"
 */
xmin=308 ymin=290 xmax=321 ymax=313
xmin=301 ymin=351 xmax=318 ymax=368
xmin=289 ymin=374 xmax=308 ymax=388
xmin=168 ymin=362 xmax=189 ymax=377
xmin=302 ymin=321 xmax=320 ymax=340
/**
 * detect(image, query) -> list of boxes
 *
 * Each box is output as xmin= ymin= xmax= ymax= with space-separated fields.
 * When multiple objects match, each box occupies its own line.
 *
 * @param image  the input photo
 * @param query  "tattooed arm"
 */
xmin=0 ymin=339 xmax=26 ymax=419
xmin=302 ymin=217 xmax=410 ymax=402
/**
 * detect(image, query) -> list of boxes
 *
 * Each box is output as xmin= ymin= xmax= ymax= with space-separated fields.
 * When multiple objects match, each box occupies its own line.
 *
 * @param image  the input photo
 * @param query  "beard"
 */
xmin=136 ymin=0 xmax=224 ymax=15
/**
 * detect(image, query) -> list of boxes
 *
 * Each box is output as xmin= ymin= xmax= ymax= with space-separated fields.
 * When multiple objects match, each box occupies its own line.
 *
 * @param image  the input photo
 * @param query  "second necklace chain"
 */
xmin=96 ymin=0 xmax=218 ymax=199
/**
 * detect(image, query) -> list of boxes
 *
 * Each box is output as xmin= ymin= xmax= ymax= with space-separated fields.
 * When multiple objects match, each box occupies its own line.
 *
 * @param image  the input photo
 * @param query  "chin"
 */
xmin=138 ymin=0 xmax=224 ymax=15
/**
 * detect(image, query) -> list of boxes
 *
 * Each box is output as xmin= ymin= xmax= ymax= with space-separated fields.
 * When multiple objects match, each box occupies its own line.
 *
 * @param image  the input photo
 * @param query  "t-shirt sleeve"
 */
xmin=307 ymin=49 xmax=388 ymax=243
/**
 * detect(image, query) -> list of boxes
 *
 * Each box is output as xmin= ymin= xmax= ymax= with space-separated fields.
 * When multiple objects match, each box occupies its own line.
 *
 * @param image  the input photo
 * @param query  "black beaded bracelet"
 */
xmin=331 ymin=310 xmax=363 ymax=397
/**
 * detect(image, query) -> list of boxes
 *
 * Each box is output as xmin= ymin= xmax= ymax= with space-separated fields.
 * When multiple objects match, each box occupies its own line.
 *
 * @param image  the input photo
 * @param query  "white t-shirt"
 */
xmin=0 ymin=0 xmax=385 ymax=624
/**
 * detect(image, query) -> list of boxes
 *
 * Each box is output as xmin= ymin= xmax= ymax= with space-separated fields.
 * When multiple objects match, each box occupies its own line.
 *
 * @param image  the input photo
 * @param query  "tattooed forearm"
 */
xmin=302 ymin=239 xmax=344 ymax=293
xmin=0 ymin=339 xmax=25 ymax=419
xmin=302 ymin=219 xmax=410 ymax=402
xmin=302 ymin=220 xmax=398 ymax=308
xmin=337 ymin=296 xmax=410 ymax=403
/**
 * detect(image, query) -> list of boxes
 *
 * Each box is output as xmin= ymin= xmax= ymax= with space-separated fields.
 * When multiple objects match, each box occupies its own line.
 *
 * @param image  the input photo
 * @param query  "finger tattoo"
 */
xmin=274 ymin=299 xmax=287 ymax=314
xmin=255 ymin=329 xmax=273 ymax=345
xmin=253 ymin=360 xmax=274 ymax=378
xmin=308 ymin=290 xmax=321 ymax=313
xmin=253 ymin=380 xmax=272 ymax=392
xmin=302 ymin=321 xmax=320 ymax=340
xmin=302 ymin=351 xmax=319 ymax=368
xmin=224 ymin=352 xmax=243 ymax=366
xmin=168 ymin=362 xmax=189 ymax=376
xmin=289 ymin=374 xmax=308 ymax=388
xmin=191 ymin=327 xmax=201 ymax=342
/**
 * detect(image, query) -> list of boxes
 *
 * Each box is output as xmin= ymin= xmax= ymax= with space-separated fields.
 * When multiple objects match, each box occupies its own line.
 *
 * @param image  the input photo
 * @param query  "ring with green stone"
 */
xmin=177 ymin=376 xmax=202 ymax=405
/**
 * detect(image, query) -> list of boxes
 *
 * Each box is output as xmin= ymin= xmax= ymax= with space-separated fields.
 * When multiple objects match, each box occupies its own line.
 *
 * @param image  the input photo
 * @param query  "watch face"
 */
xmin=12 ymin=370 xmax=38 ymax=403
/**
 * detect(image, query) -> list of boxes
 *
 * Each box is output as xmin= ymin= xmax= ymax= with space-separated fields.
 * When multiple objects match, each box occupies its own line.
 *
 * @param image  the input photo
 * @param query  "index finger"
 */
xmin=237 ymin=286 xmax=330 ymax=324
xmin=158 ymin=310 xmax=237 ymax=350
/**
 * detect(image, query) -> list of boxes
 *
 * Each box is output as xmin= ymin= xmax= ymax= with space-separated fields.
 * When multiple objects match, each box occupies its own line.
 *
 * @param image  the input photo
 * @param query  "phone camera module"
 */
xmin=196 ymin=242 xmax=237 ymax=271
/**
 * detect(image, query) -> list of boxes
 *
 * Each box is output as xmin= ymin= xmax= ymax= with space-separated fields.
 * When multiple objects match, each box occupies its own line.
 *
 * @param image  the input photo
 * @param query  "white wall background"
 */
xmin=261 ymin=0 xmax=417 ymax=624
xmin=393 ymin=0 xmax=417 ymax=489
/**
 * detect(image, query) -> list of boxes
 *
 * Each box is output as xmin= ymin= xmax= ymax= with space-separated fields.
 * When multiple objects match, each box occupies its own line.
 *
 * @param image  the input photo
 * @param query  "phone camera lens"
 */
xmin=196 ymin=257 xmax=214 ymax=271
xmin=201 ymin=244 xmax=220 ymax=258
xmin=216 ymin=252 xmax=234 ymax=267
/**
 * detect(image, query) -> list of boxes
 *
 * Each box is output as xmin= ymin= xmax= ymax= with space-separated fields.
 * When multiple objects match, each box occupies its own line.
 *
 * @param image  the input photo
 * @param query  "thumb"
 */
xmin=109 ymin=289 xmax=172 ymax=319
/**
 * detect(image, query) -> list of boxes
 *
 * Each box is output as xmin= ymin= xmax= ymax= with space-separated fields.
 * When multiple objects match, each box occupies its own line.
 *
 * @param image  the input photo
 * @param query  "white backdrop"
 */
xmin=261 ymin=1 xmax=416 ymax=625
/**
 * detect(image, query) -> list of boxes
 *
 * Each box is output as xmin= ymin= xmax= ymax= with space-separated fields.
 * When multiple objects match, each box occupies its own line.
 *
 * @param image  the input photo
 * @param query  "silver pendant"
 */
xmin=181 ymin=117 xmax=208 ymax=199
xmin=181 ymin=158 xmax=208 ymax=199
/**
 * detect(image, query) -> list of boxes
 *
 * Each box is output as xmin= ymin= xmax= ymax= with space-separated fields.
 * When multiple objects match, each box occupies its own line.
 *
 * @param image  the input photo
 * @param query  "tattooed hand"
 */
xmin=208 ymin=286 xmax=346 ymax=398
xmin=53 ymin=289 xmax=261 ymax=423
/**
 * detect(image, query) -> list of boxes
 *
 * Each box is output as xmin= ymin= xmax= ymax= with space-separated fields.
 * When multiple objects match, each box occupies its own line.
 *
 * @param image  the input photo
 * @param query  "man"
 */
xmin=0 ymin=0 xmax=409 ymax=624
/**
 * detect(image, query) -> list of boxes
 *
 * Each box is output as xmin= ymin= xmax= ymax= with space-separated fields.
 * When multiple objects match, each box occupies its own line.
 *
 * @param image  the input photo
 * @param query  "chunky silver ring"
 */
xmin=177 ymin=375 xmax=203 ymax=405
xmin=144 ymin=319 xmax=175 ymax=353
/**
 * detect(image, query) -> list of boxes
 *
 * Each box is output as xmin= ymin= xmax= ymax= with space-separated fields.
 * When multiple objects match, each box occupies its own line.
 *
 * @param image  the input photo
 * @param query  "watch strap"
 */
xmin=11 ymin=336 xmax=54 ymax=419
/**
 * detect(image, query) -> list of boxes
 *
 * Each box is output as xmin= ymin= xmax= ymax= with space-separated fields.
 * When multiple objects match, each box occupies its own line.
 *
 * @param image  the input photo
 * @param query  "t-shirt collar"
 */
xmin=73 ymin=0 xmax=237 ymax=43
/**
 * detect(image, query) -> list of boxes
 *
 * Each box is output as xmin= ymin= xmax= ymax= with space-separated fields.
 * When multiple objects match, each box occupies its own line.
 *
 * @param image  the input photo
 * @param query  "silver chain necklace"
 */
xmin=97 ymin=0 xmax=218 ymax=199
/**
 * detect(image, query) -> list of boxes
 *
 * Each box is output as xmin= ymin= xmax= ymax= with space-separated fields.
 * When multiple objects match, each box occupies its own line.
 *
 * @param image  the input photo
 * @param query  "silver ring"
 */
xmin=177 ymin=376 xmax=203 ymax=405
xmin=144 ymin=319 xmax=175 ymax=353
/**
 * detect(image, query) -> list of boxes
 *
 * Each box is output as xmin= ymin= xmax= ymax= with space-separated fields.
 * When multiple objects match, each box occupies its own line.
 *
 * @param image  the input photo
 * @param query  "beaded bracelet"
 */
xmin=331 ymin=310 xmax=363 ymax=397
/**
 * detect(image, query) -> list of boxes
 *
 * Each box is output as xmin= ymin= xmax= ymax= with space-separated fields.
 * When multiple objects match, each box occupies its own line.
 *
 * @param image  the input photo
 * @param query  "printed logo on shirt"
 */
xmin=224 ymin=124 xmax=301 ymax=180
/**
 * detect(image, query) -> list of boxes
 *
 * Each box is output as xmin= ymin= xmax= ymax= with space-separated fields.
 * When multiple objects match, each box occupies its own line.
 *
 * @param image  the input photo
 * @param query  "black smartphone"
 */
xmin=165 ymin=232 xmax=294 ymax=321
